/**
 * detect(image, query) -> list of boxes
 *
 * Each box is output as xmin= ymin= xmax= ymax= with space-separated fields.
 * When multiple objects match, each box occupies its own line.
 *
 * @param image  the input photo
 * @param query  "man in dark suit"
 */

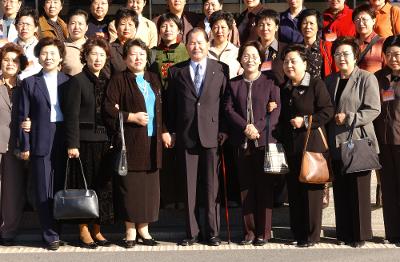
xmin=19 ymin=38 xmax=69 ymax=250
xmin=166 ymin=27 xmax=228 ymax=246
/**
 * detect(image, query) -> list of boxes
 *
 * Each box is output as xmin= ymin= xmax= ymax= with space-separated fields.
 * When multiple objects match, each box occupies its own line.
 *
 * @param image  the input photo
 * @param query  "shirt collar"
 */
xmin=299 ymin=72 xmax=311 ymax=86
xmin=379 ymin=3 xmax=392 ymax=14
xmin=190 ymin=58 xmax=207 ymax=70
xmin=269 ymin=39 xmax=278 ymax=52
xmin=16 ymin=37 xmax=38 ymax=48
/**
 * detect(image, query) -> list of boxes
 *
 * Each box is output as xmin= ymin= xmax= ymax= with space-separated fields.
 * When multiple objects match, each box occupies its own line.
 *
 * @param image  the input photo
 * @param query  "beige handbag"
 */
xmin=299 ymin=115 xmax=331 ymax=184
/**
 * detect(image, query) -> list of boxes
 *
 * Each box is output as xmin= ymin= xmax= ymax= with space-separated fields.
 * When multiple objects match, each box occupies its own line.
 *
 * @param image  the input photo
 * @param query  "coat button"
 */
xmin=197 ymin=103 xmax=200 ymax=106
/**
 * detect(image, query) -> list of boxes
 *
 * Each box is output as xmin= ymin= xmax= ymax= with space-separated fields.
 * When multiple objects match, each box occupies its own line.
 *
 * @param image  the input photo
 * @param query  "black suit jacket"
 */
xmin=166 ymin=58 xmax=229 ymax=149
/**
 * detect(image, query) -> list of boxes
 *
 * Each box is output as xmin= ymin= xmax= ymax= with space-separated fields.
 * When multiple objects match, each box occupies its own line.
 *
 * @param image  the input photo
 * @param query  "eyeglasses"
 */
xmin=242 ymin=55 xmax=260 ymax=62
xmin=17 ymin=22 xmax=34 ymax=28
xmin=354 ymin=17 xmax=372 ymax=24
xmin=334 ymin=52 xmax=353 ymax=59
xmin=385 ymin=51 xmax=400 ymax=59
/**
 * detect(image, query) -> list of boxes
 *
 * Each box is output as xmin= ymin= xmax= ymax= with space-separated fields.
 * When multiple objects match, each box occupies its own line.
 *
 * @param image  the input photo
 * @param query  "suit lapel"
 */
xmin=199 ymin=59 xmax=215 ymax=100
xmin=35 ymin=72 xmax=51 ymax=106
xmin=180 ymin=61 xmax=198 ymax=97
xmin=336 ymin=67 xmax=359 ymax=112
xmin=0 ymin=85 xmax=11 ymax=109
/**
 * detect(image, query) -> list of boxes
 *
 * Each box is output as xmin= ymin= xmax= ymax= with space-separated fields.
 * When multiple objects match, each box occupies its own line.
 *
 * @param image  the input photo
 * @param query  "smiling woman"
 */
xmin=38 ymin=0 xmax=68 ymax=40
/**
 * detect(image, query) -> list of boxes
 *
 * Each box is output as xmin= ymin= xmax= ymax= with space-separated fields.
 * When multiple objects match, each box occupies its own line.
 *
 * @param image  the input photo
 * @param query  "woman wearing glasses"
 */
xmin=374 ymin=36 xmax=400 ymax=245
xmin=326 ymin=37 xmax=381 ymax=248
xmin=279 ymin=44 xmax=333 ymax=247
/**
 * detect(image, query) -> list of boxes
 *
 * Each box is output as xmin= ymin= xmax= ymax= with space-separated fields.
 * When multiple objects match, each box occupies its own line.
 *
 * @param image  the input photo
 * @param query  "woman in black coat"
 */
xmin=279 ymin=44 xmax=334 ymax=247
xmin=63 ymin=37 xmax=113 ymax=249
xmin=224 ymin=41 xmax=280 ymax=246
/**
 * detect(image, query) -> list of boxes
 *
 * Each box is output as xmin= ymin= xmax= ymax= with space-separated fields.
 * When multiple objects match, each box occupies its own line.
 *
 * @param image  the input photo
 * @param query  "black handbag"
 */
xmin=115 ymin=111 xmax=128 ymax=176
xmin=340 ymin=117 xmax=382 ymax=174
xmin=53 ymin=158 xmax=99 ymax=220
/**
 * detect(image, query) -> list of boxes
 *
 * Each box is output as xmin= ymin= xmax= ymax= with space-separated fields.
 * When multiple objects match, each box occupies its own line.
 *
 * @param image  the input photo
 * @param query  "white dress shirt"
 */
xmin=43 ymin=71 xmax=63 ymax=122
xmin=189 ymin=58 xmax=207 ymax=85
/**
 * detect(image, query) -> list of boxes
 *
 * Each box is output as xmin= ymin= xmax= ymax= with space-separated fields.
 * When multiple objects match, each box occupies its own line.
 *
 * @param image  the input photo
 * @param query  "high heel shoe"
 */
xmin=79 ymin=239 xmax=98 ymax=249
xmin=123 ymin=239 xmax=136 ymax=249
xmin=94 ymin=237 xmax=112 ymax=247
xmin=137 ymin=235 xmax=159 ymax=246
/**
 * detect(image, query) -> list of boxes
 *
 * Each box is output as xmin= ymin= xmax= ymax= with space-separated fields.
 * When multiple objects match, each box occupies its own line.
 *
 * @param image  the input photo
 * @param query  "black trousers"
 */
xmin=332 ymin=160 xmax=372 ymax=242
xmin=31 ymin=123 xmax=66 ymax=244
xmin=286 ymin=155 xmax=324 ymax=243
xmin=237 ymin=146 xmax=274 ymax=241
xmin=379 ymin=144 xmax=400 ymax=241
xmin=179 ymin=145 xmax=220 ymax=239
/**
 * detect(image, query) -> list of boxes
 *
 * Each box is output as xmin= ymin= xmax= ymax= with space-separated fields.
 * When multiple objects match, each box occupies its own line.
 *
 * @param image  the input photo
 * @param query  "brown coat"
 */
xmin=38 ymin=16 xmax=68 ymax=39
xmin=103 ymin=70 xmax=164 ymax=171
xmin=374 ymin=67 xmax=400 ymax=145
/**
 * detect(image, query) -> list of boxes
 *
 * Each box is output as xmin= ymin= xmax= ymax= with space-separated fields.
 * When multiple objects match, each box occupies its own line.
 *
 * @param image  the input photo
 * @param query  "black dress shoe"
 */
xmin=180 ymin=237 xmax=198 ymax=246
xmin=208 ymin=236 xmax=221 ymax=246
xmin=140 ymin=238 xmax=160 ymax=246
xmin=296 ymin=240 xmax=309 ymax=247
xmin=94 ymin=238 xmax=112 ymax=247
xmin=1 ymin=238 xmax=15 ymax=246
xmin=79 ymin=239 xmax=98 ymax=249
xmin=239 ymin=239 xmax=253 ymax=245
xmin=253 ymin=238 xmax=268 ymax=246
xmin=351 ymin=241 xmax=365 ymax=248
xmin=47 ymin=241 xmax=60 ymax=251
xmin=123 ymin=240 xmax=136 ymax=249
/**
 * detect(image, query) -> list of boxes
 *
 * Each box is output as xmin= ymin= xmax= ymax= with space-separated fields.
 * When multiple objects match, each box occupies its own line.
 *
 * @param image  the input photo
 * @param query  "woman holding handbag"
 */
xmin=280 ymin=44 xmax=334 ymax=247
xmin=62 ymin=37 xmax=113 ymax=249
xmin=326 ymin=37 xmax=381 ymax=248
xmin=103 ymin=39 xmax=170 ymax=248
xmin=224 ymin=41 xmax=280 ymax=246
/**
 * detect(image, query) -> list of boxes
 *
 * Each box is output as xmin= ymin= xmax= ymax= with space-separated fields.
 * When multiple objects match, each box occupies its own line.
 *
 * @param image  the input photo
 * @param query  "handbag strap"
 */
xmin=357 ymin=35 xmax=380 ymax=66
xmin=317 ymin=127 xmax=329 ymax=150
xmin=64 ymin=158 xmax=88 ymax=191
xmin=302 ymin=115 xmax=313 ymax=153
xmin=347 ymin=116 xmax=357 ymax=141
xmin=119 ymin=112 xmax=126 ymax=150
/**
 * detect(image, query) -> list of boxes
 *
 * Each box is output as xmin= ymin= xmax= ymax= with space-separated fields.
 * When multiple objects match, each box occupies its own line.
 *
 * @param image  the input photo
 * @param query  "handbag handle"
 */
xmin=64 ymin=157 xmax=88 ymax=191
xmin=119 ymin=112 xmax=126 ymax=150
xmin=346 ymin=116 xmax=368 ymax=142
xmin=303 ymin=115 xmax=329 ymax=152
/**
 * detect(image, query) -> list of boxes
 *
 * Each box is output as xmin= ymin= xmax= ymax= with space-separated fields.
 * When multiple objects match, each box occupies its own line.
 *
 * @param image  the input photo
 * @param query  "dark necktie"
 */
xmin=194 ymin=64 xmax=202 ymax=96
xmin=391 ymin=75 xmax=400 ymax=82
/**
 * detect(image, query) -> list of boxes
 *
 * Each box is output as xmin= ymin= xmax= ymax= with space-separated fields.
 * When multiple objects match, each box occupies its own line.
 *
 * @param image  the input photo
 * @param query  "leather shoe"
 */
xmin=297 ymin=241 xmax=311 ymax=247
xmin=94 ymin=238 xmax=112 ymax=247
xmin=253 ymin=238 xmax=268 ymax=246
xmin=140 ymin=238 xmax=159 ymax=246
xmin=351 ymin=241 xmax=365 ymax=248
xmin=180 ymin=237 xmax=198 ymax=246
xmin=239 ymin=239 xmax=253 ymax=245
xmin=47 ymin=241 xmax=60 ymax=251
xmin=208 ymin=236 xmax=221 ymax=246
xmin=1 ymin=238 xmax=15 ymax=246
xmin=123 ymin=239 xmax=136 ymax=249
xmin=79 ymin=239 xmax=98 ymax=249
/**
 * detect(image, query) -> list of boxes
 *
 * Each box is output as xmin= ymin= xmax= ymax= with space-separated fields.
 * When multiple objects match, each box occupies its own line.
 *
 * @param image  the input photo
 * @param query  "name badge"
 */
xmin=381 ymin=87 xmax=395 ymax=102
xmin=325 ymin=32 xmax=337 ymax=42
xmin=261 ymin=61 xmax=272 ymax=71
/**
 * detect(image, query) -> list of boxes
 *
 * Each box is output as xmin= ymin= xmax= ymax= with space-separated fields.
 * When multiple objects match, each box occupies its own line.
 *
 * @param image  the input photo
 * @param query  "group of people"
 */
xmin=0 ymin=0 xmax=399 ymax=252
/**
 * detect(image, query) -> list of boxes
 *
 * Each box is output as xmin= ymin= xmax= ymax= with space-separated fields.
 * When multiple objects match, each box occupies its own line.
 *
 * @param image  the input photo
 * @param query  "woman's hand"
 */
xmin=335 ymin=113 xmax=346 ymax=125
xmin=290 ymin=116 xmax=304 ymax=129
xmin=244 ymin=124 xmax=260 ymax=140
xmin=21 ymin=118 xmax=31 ymax=132
xmin=267 ymin=102 xmax=277 ymax=113
xmin=20 ymin=151 xmax=30 ymax=160
xmin=162 ymin=132 xmax=175 ymax=148
xmin=128 ymin=112 xmax=149 ymax=126
xmin=68 ymin=148 xmax=80 ymax=158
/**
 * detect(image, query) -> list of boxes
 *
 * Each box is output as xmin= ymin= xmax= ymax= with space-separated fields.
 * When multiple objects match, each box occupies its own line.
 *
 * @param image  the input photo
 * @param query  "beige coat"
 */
xmin=326 ymin=66 xmax=381 ymax=159
xmin=108 ymin=16 xmax=157 ymax=48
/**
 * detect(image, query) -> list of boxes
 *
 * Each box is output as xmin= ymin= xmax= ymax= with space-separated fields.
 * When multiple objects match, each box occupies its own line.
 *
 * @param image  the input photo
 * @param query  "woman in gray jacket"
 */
xmin=326 ymin=37 xmax=381 ymax=248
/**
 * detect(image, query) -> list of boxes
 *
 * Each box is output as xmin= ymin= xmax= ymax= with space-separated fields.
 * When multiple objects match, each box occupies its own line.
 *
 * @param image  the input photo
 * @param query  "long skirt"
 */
xmin=332 ymin=160 xmax=372 ymax=242
xmin=69 ymin=141 xmax=114 ymax=225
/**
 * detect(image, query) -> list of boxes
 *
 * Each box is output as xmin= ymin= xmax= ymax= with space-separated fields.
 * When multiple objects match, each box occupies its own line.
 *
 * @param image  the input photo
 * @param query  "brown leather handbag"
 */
xmin=299 ymin=115 xmax=331 ymax=184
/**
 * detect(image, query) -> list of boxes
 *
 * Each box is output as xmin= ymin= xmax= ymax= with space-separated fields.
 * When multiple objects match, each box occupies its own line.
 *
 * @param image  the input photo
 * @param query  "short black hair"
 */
xmin=15 ymin=7 xmax=39 ymax=28
xmin=297 ymin=9 xmax=323 ymax=32
xmin=237 ymin=40 xmax=266 ymax=65
xmin=383 ymin=35 xmax=400 ymax=54
xmin=202 ymin=0 xmax=223 ymax=5
xmin=34 ymin=37 xmax=66 ymax=61
xmin=122 ymin=38 xmax=148 ymax=60
xmin=331 ymin=36 xmax=360 ymax=60
xmin=281 ymin=43 xmax=308 ymax=62
xmin=67 ymin=9 xmax=89 ymax=24
xmin=81 ymin=36 xmax=110 ymax=64
xmin=90 ymin=0 xmax=112 ymax=3
xmin=352 ymin=4 xmax=376 ymax=21
xmin=209 ymin=10 xmax=234 ymax=30
xmin=186 ymin=27 xmax=209 ymax=44
xmin=115 ymin=7 xmax=138 ymax=28
xmin=156 ymin=12 xmax=182 ymax=32
xmin=255 ymin=9 xmax=280 ymax=26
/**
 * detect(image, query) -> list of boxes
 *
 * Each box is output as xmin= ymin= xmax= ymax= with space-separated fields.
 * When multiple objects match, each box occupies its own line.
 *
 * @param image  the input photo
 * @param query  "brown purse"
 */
xmin=299 ymin=115 xmax=331 ymax=184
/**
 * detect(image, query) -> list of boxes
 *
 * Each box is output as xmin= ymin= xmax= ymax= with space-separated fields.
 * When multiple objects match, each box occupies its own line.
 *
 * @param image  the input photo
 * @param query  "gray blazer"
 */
xmin=326 ymin=66 xmax=381 ymax=159
xmin=0 ymin=84 xmax=11 ymax=153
